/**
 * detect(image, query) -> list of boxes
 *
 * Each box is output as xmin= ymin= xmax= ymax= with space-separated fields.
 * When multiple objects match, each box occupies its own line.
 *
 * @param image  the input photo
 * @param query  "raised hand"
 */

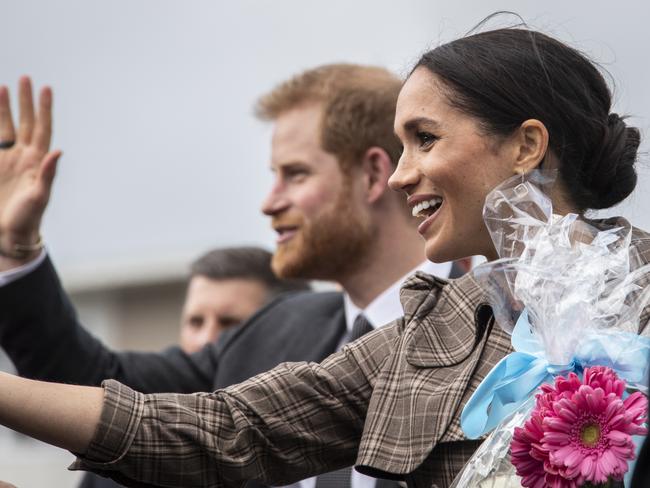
xmin=0 ymin=76 xmax=61 ymax=266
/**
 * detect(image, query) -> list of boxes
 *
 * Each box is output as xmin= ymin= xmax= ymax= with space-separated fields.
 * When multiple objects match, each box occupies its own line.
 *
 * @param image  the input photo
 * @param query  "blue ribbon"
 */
xmin=461 ymin=309 xmax=650 ymax=440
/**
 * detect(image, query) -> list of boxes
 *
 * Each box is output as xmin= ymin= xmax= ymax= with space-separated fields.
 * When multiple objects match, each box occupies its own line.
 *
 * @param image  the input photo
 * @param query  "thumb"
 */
xmin=39 ymin=149 xmax=61 ymax=190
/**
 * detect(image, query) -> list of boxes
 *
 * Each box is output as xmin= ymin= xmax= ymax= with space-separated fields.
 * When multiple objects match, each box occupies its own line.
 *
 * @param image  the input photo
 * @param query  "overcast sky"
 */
xmin=3 ymin=0 xmax=649 ymax=287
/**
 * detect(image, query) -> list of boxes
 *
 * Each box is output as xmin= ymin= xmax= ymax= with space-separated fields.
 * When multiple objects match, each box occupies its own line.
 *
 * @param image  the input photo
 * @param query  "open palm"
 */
xmin=0 ymin=77 xmax=60 ymax=261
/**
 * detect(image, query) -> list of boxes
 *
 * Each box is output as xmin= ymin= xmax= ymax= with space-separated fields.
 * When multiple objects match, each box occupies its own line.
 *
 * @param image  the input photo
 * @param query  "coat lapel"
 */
xmin=356 ymin=272 xmax=512 ymax=477
xmin=404 ymin=272 xmax=489 ymax=368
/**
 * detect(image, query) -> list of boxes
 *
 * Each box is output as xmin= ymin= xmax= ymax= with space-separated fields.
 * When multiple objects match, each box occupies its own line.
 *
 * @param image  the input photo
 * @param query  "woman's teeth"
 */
xmin=411 ymin=197 xmax=443 ymax=218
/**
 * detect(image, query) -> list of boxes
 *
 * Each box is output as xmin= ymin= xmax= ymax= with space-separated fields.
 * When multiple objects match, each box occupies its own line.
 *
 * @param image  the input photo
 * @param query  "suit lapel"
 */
xmin=312 ymin=305 xmax=347 ymax=358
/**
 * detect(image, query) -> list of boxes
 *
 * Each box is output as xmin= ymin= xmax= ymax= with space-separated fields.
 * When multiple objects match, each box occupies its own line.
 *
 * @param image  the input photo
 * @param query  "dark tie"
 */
xmin=314 ymin=466 xmax=352 ymax=488
xmin=315 ymin=467 xmax=402 ymax=488
xmin=314 ymin=314 xmax=375 ymax=488
xmin=348 ymin=313 xmax=373 ymax=342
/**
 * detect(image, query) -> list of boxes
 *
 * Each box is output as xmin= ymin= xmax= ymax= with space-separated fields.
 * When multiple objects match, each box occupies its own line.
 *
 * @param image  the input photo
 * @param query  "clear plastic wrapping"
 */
xmin=451 ymin=172 xmax=650 ymax=487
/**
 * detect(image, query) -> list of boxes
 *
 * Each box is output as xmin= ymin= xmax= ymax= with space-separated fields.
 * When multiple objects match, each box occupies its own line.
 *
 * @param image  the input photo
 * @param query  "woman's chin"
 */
xmin=424 ymin=241 xmax=456 ymax=264
xmin=424 ymin=238 xmax=482 ymax=264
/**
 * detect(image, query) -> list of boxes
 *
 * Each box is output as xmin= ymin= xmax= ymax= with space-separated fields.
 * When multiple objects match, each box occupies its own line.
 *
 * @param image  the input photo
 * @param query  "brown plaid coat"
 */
xmin=73 ymin=219 xmax=650 ymax=488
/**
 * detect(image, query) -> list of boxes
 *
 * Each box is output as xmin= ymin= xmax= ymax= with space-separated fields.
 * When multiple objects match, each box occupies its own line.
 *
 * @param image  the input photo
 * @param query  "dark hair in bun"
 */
xmin=578 ymin=113 xmax=640 ymax=209
xmin=413 ymin=28 xmax=640 ymax=211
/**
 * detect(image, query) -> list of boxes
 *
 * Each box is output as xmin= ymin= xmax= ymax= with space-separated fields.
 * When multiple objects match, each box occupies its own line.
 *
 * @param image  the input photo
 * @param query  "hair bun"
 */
xmin=607 ymin=112 xmax=624 ymax=127
xmin=582 ymin=113 xmax=640 ymax=209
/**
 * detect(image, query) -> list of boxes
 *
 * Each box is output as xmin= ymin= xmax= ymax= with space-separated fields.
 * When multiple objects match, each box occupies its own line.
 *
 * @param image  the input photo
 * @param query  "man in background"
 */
xmin=179 ymin=246 xmax=309 ymax=353
xmin=0 ymin=65 xmax=465 ymax=487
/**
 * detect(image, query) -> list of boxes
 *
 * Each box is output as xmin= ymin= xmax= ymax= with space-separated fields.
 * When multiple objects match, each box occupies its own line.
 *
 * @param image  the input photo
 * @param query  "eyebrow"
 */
xmin=269 ymin=160 xmax=311 ymax=173
xmin=274 ymin=160 xmax=310 ymax=169
xmin=402 ymin=117 xmax=442 ymax=132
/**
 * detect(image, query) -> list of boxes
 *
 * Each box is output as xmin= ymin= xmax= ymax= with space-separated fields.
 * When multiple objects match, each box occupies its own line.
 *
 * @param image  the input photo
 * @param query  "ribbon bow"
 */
xmin=461 ymin=309 xmax=650 ymax=439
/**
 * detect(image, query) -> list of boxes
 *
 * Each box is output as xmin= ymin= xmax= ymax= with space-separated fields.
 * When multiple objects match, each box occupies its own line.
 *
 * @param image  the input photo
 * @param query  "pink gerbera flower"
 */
xmin=512 ymin=383 xmax=580 ymax=488
xmin=512 ymin=413 xmax=548 ymax=488
xmin=512 ymin=410 xmax=581 ymax=488
xmin=511 ymin=367 xmax=647 ymax=487
xmin=582 ymin=366 xmax=626 ymax=397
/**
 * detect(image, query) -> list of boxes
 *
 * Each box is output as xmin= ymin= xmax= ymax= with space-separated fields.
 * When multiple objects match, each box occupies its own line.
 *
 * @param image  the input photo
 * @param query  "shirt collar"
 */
xmin=342 ymin=260 xmax=453 ymax=334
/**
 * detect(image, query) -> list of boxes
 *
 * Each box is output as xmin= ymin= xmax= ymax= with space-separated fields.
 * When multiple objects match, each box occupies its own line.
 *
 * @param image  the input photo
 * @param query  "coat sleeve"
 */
xmin=70 ymin=325 xmax=400 ymax=488
xmin=0 ymin=256 xmax=215 ymax=393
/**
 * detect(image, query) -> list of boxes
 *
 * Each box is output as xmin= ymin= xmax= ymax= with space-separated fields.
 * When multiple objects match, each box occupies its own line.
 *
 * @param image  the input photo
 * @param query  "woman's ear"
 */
xmin=512 ymin=119 xmax=549 ymax=175
xmin=361 ymin=146 xmax=393 ymax=204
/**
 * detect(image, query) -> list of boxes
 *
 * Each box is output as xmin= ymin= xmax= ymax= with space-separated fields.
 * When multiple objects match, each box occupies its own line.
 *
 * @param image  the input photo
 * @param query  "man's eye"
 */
xmin=188 ymin=317 xmax=204 ymax=328
xmin=218 ymin=317 xmax=242 ymax=328
xmin=285 ymin=169 xmax=308 ymax=181
xmin=416 ymin=131 xmax=438 ymax=148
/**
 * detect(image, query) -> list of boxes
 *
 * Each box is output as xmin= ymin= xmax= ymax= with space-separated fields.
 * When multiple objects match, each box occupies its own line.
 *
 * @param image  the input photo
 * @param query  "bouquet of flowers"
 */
xmin=451 ymin=172 xmax=650 ymax=488
xmin=511 ymin=365 xmax=646 ymax=487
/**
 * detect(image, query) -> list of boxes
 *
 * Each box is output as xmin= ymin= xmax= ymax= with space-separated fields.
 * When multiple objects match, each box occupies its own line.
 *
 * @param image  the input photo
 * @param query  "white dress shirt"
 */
xmin=0 ymin=248 xmax=47 ymax=286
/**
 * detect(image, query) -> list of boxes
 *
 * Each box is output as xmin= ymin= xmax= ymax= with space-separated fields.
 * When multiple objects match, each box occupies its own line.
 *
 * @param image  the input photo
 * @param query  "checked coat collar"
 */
xmin=352 ymin=269 xmax=512 ymax=481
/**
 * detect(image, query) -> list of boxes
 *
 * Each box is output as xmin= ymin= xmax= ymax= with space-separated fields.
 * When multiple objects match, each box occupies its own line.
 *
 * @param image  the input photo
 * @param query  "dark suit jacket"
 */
xmin=0 ymin=257 xmax=346 ymax=393
xmin=0 ymin=257 xmax=464 ymax=392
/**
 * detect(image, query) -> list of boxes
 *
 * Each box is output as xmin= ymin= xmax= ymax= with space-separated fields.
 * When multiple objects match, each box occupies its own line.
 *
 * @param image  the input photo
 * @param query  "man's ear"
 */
xmin=360 ymin=146 xmax=393 ymax=204
xmin=511 ymin=119 xmax=549 ymax=175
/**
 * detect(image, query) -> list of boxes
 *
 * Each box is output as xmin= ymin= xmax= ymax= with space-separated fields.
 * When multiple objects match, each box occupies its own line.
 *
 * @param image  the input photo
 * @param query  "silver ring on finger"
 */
xmin=0 ymin=140 xmax=15 ymax=149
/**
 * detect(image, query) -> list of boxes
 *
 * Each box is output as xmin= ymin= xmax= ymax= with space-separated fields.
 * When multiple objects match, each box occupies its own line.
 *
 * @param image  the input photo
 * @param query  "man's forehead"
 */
xmin=270 ymin=104 xmax=325 ymax=166
xmin=272 ymin=103 xmax=323 ymax=139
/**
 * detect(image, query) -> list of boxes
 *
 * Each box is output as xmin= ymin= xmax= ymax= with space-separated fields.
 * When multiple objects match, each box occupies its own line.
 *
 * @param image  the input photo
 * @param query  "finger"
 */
xmin=32 ymin=86 xmax=52 ymax=152
xmin=17 ymin=76 xmax=35 ymax=145
xmin=39 ymin=150 xmax=61 ymax=191
xmin=0 ymin=86 xmax=16 ymax=144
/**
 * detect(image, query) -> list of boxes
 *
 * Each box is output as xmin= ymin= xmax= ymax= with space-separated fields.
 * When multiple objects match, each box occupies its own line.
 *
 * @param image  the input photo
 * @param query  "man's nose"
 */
xmin=202 ymin=317 xmax=221 ymax=345
xmin=261 ymin=186 xmax=290 ymax=216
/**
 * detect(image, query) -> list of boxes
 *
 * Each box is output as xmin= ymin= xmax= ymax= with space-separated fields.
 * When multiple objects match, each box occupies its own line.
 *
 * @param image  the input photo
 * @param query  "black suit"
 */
xmin=0 ymin=257 xmax=345 ymax=394
xmin=2 ymin=257 xmax=435 ymax=487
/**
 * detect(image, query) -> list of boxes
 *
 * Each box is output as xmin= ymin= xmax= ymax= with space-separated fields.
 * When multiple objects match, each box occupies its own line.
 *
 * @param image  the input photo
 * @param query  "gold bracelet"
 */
xmin=0 ymin=235 xmax=44 ymax=260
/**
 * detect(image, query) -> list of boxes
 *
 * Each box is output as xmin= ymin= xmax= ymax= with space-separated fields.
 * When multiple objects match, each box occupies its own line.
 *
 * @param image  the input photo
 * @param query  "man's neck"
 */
xmin=338 ymin=224 xmax=426 ymax=309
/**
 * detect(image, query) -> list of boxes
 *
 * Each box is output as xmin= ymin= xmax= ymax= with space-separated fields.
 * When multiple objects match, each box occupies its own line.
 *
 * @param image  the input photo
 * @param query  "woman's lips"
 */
xmin=417 ymin=200 xmax=444 ymax=236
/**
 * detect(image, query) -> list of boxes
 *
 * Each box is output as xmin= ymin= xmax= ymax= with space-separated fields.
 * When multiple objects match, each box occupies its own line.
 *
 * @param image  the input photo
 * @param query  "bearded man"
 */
xmin=0 ymin=66 xmax=464 ymax=488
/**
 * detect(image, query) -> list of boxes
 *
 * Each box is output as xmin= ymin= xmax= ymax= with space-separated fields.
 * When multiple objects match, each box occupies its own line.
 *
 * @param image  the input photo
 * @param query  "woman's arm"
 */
xmin=0 ymin=371 xmax=103 ymax=453
xmin=73 ymin=324 xmax=397 ymax=488
xmin=0 ymin=319 xmax=397 ymax=487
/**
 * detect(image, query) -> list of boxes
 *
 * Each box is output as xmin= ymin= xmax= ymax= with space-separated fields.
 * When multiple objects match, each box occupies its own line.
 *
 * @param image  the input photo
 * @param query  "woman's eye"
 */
xmin=416 ymin=131 xmax=438 ymax=148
